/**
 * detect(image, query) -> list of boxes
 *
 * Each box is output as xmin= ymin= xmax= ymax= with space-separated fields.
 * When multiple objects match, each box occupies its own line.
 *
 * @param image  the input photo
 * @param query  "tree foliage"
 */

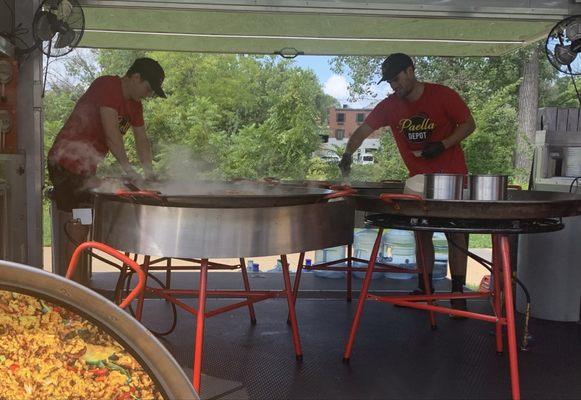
xmin=44 ymin=50 xmax=335 ymax=181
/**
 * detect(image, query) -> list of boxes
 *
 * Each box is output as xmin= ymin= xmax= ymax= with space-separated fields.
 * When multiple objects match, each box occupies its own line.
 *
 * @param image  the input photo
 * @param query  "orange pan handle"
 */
xmin=379 ymin=193 xmax=425 ymax=211
xmin=324 ymin=186 xmax=357 ymax=199
xmin=115 ymin=189 xmax=164 ymax=202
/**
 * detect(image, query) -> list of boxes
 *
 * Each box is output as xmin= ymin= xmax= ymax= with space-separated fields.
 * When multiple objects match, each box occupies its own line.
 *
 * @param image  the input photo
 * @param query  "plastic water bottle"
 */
xmin=313 ymin=246 xmax=346 ymax=278
xmin=432 ymin=232 xmax=448 ymax=280
xmin=352 ymin=227 xmax=384 ymax=280
xmin=384 ymin=229 xmax=416 ymax=280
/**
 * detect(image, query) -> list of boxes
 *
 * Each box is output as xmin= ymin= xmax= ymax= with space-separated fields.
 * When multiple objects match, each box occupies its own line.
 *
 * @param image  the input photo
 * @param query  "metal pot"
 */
xmin=423 ymin=174 xmax=465 ymax=200
xmin=469 ymin=174 xmax=508 ymax=200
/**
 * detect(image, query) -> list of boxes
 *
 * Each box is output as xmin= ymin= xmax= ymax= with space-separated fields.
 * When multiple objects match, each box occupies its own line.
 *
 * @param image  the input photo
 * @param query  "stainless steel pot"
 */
xmin=469 ymin=175 xmax=508 ymax=200
xmin=423 ymin=174 xmax=465 ymax=200
xmin=0 ymin=261 xmax=198 ymax=399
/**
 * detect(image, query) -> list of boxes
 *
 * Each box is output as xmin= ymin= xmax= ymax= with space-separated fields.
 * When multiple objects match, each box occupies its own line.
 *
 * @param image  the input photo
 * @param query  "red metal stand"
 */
xmin=342 ymin=232 xmax=521 ymax=400
xmin=131 ymin=255 xmax=302 ymax=393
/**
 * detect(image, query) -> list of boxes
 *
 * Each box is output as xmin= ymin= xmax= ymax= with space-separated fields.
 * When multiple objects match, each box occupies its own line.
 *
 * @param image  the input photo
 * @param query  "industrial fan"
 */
xmin=546 ymin=15 xmax=581 ymax=106
xmin=30 ymin=0 xmax=85 ymax=58
xmin=546 ymin=15 xmax=581 ymax=75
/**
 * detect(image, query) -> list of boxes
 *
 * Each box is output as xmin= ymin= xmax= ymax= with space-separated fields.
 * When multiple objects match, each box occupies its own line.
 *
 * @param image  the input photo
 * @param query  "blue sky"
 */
xmin=291 ymin=55 xmax=389 ymax=108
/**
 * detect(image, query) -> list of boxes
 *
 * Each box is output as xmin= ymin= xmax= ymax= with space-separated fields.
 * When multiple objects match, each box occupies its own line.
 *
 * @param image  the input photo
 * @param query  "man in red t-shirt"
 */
xmin=47 ymin=57 xmax=166 ymax=280
xmin=339 ymin=53 xmax=476 ymax=313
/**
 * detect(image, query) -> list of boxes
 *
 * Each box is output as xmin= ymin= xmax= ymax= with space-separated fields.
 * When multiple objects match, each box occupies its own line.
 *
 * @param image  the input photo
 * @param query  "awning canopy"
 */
xmin=78 ymin=0 xmax=581 ymax=56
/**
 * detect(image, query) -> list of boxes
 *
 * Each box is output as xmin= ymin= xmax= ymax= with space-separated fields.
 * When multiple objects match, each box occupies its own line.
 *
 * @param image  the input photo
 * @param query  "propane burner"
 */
xmin=366 ymin=214 xmax=564 ymax=234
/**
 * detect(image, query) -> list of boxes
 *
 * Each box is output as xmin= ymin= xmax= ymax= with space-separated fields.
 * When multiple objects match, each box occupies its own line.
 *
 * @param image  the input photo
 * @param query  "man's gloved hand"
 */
xmin=421 ymin=141 xmax=446 ymax=159
xmin=338 ymin=152 xmax=353 ymax=176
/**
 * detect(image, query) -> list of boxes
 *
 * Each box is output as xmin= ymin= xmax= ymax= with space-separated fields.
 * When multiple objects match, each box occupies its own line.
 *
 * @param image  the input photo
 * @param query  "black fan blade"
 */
xmin=54 ymin=28 xmax=75 ymax=48
xmin=555 ymin=44 xmax=577 ymax=65
xmin=36 ymin=11 xmax=55 ymax=41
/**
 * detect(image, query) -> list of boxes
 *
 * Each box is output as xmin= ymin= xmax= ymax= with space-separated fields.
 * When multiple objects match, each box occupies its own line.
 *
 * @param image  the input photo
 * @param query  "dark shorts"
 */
xmin=47 ymin=162 xmax=94 ymax=212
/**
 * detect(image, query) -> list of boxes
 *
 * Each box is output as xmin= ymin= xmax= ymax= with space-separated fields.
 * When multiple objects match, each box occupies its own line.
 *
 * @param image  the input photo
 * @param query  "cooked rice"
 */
xmin=0 ymin=290 xmax=164 ymax=400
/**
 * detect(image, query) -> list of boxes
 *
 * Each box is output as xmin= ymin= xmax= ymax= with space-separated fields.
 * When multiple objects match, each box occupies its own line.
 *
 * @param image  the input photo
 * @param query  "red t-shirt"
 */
xmin=364 ymin=83 xmax=471 ymax=176
xmin=48 ymin=76 xmax=144 ymax=176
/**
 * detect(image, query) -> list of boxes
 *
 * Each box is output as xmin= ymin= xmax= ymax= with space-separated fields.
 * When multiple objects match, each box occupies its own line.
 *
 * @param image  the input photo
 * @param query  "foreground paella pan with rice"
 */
xmin=0 ymin=289 xmax=162 ymax=400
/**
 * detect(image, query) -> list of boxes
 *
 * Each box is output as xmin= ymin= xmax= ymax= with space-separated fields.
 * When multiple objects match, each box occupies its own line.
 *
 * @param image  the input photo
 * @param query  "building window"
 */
xmin=336 ymin=113 xmax=345 ymax=125
xmin=356 ymin=113 xmax=365 ymax=124
xmin=335 ymin=129 xmax=345 ymax=140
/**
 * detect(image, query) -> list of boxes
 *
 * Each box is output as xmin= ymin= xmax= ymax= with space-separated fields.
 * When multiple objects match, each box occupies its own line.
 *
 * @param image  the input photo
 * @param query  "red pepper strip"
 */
xmin=115 ymin=393 xmax=131 ymax=400
xmin=95 ymin=375 xmax=106 ymax=382
xmin=9 ymin=363 xmax=19 ymax=371
xmin=92 ymin=368 xmax=109 ymax=377
xmin=52 ymin=307 xmax=62 ymax=313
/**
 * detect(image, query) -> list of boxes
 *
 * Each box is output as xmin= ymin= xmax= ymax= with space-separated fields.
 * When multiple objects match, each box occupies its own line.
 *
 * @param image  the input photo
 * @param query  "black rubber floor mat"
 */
xmin=138 ymin=298 xmax=581 ymax=400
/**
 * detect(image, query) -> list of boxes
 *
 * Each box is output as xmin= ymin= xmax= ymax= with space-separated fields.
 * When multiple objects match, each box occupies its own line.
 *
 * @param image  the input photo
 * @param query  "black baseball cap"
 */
xmin=127 ymin=58 xmax=166 ymax=98
xmin=377 ymin=53 xmax=414 ymax=84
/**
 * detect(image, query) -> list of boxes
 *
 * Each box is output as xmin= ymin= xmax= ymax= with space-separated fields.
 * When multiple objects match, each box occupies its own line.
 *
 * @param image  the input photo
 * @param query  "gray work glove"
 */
xmin=339 ymin=152 xmax=353 ymax=177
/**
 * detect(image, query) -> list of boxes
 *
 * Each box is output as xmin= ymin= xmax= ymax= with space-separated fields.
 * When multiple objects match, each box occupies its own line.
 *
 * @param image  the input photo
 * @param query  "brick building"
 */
xmin=318 ymin=105 xmax=386 ymax=164
xmin=327 ymin=105 xmax=382 ymax=140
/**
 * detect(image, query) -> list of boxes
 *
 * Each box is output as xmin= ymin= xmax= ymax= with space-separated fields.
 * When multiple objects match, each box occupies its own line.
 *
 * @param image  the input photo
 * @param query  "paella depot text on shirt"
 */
xmin=364 ymin=83 xmax=471 ymax=177
xmin=48 ymin=75 xmax=145 ymax=176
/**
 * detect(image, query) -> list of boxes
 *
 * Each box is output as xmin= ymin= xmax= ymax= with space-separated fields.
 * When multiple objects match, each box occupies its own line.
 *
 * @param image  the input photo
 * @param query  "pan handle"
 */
xmin=379 ymin=193 xmax=425 ymax=211
xmin=324 ymin=185 xmax=357 ymax=199
xmin=66 ymin=241 xmax=146 ymax=310
xmin=261 ymin=176 xmax=280 ymax=184
xmin=379 ymin=179 xmax=403 ymax=184
xmin=115 ymin=189 xmax=164 ymax=202
xmin=508 ymin=184 xmax=522 ymax=190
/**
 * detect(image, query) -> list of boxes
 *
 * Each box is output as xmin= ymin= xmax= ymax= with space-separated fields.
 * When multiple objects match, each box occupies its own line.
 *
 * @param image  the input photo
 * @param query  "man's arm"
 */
xmin=338 ymin=123 xmax=376 ymax=176
xmin=442 ymin=115 xmax=476 ymax=149
xmin=99 ymin=106 xmax=140 ymax=179
xmin=132 ymin=125 xmax=154 ymax=179
xmin=345 ymin=123 xmax=375 ymax=155
xmin=421 ymin=115 xmax=476 ymax=159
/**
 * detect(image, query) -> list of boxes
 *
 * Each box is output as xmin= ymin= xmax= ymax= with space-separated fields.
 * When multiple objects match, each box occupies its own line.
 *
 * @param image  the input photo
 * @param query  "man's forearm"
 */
xmin=442 ymin=116 xmax=476 ymax=149
xmin=345 ymin=124 xmax=374 ymax=154
xmin=133 ymin=127 xmax=154 ymax=177
xmin=106 ymin=135 xmax=134 ymax=173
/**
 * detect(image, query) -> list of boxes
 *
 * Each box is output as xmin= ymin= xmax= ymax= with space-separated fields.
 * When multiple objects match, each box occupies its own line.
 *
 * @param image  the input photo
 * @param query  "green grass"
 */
xmin=43 ymin=201 xmax=51 ymax=247
xmin=469 ymin=234 xmax=491 ymax=249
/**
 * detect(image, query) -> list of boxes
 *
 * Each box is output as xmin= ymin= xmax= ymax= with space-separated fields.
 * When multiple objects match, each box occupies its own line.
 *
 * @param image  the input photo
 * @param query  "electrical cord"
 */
xmin=446 ymin=235 xmax=533 ymax=351
xmin=568 ymin=177 xmax=581 ymax=194
xmin=567 ymin=65 xmax=581 ymax=108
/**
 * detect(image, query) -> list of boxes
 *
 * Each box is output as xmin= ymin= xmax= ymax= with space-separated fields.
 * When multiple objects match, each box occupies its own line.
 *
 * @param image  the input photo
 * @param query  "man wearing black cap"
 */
xmin=339 ymin=53 xmax=476 ymax=314
xmin=47 ymin=57 xmax=166 ymax=280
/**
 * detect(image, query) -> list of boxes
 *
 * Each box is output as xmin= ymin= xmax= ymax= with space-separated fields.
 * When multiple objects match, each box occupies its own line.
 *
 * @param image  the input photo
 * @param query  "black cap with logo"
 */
xmin=377 ymin=53 xmax=414 ymax=84
xmin=127 ymin=58 xmax=166 ymax=98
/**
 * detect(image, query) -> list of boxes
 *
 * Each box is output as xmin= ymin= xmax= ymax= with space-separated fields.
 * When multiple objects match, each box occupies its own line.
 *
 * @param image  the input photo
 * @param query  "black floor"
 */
xmin=91 ymin=272 xmax=581 ymax=400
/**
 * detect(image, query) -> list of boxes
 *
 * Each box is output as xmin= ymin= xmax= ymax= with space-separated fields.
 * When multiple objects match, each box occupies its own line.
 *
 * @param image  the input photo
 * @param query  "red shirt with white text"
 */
xmin=364 ymin=83 xmax=471 ymax=176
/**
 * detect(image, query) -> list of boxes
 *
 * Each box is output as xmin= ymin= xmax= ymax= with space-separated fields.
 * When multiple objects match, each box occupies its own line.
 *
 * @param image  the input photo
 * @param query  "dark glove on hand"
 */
xmin=338 ymin=152 xmax=353 ymax=176
xmin=421 ymin=141 xmax=445 ymax=158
